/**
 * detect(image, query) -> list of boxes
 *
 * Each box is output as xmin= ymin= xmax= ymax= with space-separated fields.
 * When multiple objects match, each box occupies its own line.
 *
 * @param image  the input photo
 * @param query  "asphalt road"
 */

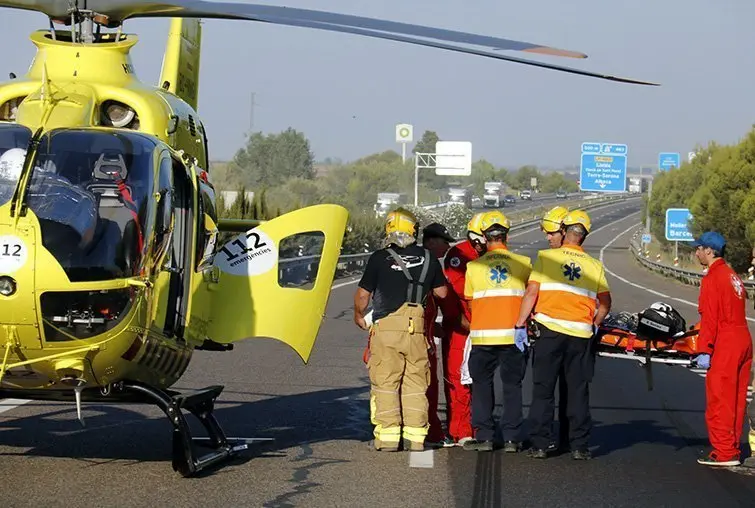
xmin=1 ymin=197 xmax=754 ymax=507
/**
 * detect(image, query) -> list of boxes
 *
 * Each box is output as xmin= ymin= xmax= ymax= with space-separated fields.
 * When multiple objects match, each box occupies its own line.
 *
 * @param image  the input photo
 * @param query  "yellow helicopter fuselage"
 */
xmin=0 ymin=21 xmax=348 ymax=398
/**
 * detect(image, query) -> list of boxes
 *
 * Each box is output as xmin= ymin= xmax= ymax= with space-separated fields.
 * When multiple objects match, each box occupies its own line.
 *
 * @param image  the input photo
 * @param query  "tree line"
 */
xmin=645 ymin=125 xmax=755 ymax=273
xmin=211 ymin=127 xmax=580 ymax=253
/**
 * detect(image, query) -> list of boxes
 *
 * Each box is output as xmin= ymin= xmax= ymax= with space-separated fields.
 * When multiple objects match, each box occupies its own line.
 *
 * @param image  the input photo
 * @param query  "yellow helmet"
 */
xmin=541 ymin=206 xmax=569 ymax=233
xmin=480 ymin=210 xmax=511 ymax=233
xmin=562 ymin=209 xmax=591 ymax=233
xmin=385 ymin=207 xmax=419 ymax=237
xmin=467 ymin=212 xmax=486 ymax=236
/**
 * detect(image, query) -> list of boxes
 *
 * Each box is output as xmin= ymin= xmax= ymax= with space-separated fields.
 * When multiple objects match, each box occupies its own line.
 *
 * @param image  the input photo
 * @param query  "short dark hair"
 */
xmin=565 ymin=224 xmax=587 ymax=238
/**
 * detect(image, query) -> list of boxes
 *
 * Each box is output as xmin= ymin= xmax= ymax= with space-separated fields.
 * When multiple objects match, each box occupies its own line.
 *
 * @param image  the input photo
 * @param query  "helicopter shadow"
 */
xmin=0 ymin=383 xmax=372 ymax=476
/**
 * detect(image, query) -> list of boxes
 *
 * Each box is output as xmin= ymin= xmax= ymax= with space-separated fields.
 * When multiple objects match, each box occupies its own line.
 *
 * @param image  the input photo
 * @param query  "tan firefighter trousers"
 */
xmin=368 ymin=302 xmax=430 ymax=451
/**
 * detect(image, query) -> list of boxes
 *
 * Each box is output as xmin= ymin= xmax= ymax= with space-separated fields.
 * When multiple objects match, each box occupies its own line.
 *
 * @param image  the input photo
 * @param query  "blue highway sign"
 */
xmin=641 ymin=233 xmax=651 ymax=244
xmin=580 ymin=142 xmax=627 ymax=192
xmin=658 ymin=152 xmax=681 ymax=172
xmin=665 ymin=208 xmax=694 ymax=241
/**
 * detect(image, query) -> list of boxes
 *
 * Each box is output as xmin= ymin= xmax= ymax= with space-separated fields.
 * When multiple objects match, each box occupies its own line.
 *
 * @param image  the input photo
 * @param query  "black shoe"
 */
xmin=528 ymin=448 xmax=548 ymax=459
xmin=571 ymin=449 xmax=592 ymax=460
xmin=462 ymin=439 xmax=494 ymax=452
xmin=504 ymin=441 xmax=522 ymax=453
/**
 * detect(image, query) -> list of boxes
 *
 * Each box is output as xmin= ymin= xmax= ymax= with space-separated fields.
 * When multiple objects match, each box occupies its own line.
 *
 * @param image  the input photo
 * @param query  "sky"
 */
xmin=0 ymin=0 xmax=753 ymax=169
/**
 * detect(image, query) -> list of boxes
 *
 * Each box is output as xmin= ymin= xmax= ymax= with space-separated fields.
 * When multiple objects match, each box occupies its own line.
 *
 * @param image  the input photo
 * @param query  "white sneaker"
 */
xmin=457 ymin=436 xmax=474 ymax=447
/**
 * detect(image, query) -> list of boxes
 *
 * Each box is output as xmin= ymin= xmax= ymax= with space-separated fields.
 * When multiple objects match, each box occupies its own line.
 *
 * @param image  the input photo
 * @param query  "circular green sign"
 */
xmin=399 ymin=127 xmax=410 ymax=138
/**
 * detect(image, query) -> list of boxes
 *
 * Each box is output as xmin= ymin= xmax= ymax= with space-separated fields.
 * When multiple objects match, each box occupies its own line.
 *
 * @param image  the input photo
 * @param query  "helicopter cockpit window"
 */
xmin=25 ymin=129 xmax=157 ymax=282
xmin=0 ymin=123 xmax=32 ymax=207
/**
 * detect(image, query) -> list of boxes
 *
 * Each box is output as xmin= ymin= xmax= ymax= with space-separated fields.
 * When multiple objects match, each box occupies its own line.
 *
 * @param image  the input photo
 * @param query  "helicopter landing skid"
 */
xmin=123 ymin=382 xmax=254 ymax=477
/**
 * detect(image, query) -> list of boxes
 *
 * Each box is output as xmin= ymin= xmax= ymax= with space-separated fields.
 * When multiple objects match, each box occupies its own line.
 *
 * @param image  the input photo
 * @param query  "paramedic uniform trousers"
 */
xmin=530 ymin=327 xmax=595 ymax=452
xmin=706 ymin=327 xmax=753 ymax=460
xmin=442 ymin=329 xmax=474 ymax=441
xmin=368 ymin=304 xmax=430 ymax=451
xmin=468 ymin=345 xmax=527 ymax=442
xmin=426 ymin=347 xmax=445 ymax=442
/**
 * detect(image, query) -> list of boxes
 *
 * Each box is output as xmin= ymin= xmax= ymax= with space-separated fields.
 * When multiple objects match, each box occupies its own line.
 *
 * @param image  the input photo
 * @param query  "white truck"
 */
xmin=483 ymin=182 xmax=505 ymax=208
xmin=374 ymin=192 xmax=406 ymax=217
xmin=447 ymin=187 xmax=471 ymax=207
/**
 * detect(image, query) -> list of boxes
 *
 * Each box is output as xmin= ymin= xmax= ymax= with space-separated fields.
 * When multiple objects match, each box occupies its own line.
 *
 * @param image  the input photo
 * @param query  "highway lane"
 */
xmin=4 ymin=197 xmax=753 ymax=507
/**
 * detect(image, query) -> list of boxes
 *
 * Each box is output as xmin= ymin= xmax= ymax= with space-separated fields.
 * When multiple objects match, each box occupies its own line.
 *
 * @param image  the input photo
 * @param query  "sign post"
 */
xmin=579 ymin=142 xmax=627 ymax=192
xmin=658 ymin=152 xmax=681 ymax=172
xmin=665 ymin=208 xmax=694 ymax=265
xmin=395 ymin=123 xmax=413 ymax=163
xmin=414 ymin=141 xmax=472 ymax=206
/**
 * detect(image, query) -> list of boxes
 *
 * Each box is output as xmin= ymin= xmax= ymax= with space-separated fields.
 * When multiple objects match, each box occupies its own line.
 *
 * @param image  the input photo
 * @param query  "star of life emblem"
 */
xmin=731 ymin=274 xmax=745 ymax=299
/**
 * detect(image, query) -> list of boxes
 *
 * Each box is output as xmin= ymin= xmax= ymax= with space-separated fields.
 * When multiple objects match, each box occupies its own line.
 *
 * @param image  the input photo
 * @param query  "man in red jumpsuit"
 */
xmin=692 ymin=231 xmax=753 ymax=467
xmin=421 ymin=222 xmax=460 ymax=447
xmin=441 ymin=212 xmax=487 ymax=445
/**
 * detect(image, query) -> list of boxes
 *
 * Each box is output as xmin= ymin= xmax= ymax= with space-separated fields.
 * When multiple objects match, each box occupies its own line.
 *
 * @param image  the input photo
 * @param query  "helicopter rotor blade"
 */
xmin=0 ymin=0 xmax=659 ymax=85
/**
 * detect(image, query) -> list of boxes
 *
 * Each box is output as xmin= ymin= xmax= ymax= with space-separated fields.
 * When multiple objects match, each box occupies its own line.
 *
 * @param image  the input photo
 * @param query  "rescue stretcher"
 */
xmin=592 ymin=303 xmax=702 ymax=390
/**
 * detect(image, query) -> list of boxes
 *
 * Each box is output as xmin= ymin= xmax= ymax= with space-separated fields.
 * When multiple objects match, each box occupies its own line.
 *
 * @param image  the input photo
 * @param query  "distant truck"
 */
xmin=448 ymin=187 xmax=471 ymax=207
xmin=483 ymin=181 xmax=506 ymax=208
xmin=628 ymin=176 xmax=645 ymax=194
xmin=374 ymin=192 xmax=407 ymax=217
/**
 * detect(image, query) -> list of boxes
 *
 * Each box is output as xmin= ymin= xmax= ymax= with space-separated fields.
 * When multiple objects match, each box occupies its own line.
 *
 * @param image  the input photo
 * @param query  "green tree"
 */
xmin=512 ymin=165 xmax=541 ymax=190
xmin=412 ymin=130 xmax=440 ymax=155
xmin=231 ymin=127 xmax=315 ymax=188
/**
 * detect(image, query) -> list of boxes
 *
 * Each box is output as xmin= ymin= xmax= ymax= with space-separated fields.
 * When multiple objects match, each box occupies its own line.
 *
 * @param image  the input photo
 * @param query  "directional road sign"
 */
xmin=658 ymin=152 xmax=681 ymax=172
xmin=665 ymin=208 xmax=694 ymax=241
xmin=641 ymin=233 xmax=651 ymax=244
xmin=580 ymin=142 xmax=627 ymax=192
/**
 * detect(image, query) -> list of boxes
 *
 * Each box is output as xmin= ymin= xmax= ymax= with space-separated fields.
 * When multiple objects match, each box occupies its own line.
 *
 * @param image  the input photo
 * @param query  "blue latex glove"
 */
xmin=514 ymin=327 xmax=529 ymax=353
xmin=695 ymin=353 xmax=711 ymax=369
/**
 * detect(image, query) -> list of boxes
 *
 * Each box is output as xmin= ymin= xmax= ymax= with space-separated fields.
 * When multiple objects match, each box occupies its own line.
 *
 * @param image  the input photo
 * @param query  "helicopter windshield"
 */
xmin=0 ymin=123 xmax=32 ymax=207
xmin=25 ymin=129 xmax=157 ymax=282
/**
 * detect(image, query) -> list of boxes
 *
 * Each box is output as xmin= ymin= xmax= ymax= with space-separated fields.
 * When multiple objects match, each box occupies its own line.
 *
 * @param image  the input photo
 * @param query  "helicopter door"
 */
xmin=159 ymin=155 xmax=193 ymax=339
xmin=206 ymin=204 xmax=348 ymax=363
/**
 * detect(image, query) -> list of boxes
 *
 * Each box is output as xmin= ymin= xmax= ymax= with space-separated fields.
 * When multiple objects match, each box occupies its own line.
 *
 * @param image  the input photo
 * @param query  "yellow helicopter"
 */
xmin=0 ymin=0 xmax=658 ymax=477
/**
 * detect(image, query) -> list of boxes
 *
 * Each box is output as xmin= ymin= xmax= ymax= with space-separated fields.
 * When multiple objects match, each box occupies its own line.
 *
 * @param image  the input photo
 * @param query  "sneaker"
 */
xmin=426 ymin=437 xmax=455 ymax=448
xmin=697 ymin=453 xmax=740 ymax=467
xmin=457 ymin=436 xmax=475 ymax=447
xmin=528 ymin=448 xmax=548 ymax=459
xmin=462 ymin=439 xmax=494 ymax=452
xmin=571 ymin=449 xmax=592 ymax=460
xmin=504 ymin=441 xmax=522 ymax=453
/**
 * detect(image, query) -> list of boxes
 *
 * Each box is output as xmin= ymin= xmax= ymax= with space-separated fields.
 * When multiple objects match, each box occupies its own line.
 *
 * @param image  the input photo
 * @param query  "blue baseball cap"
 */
xmin=691 ymin=231 xmax=726 ymax=252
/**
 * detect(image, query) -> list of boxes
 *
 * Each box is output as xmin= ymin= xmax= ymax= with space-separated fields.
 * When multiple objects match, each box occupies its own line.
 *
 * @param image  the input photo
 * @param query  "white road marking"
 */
xmin=599 ymin=222 xmax=755 ymax=324
xmin=0 ymin=398 xmax=30 ymax=415
xmin=409 ymin=449 xmax=435 ymax=468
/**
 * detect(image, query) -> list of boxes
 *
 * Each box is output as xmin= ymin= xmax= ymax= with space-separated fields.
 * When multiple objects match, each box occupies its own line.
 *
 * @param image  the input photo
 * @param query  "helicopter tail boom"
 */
xmin=159 ymin=17 xmax=202 ymax=110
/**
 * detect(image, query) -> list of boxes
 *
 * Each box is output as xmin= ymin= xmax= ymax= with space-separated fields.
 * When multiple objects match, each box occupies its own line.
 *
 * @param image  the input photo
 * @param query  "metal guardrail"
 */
xmin=277 ymin=194 xmax=635 ymax=284
xmin=627 ymin=226 xmax=755 ymax=297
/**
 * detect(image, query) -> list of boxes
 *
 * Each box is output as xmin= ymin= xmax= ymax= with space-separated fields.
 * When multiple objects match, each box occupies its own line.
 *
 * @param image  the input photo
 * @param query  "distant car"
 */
xmin=520 ymin=190 xmax=532 ymax=200
xmin=556 ymin=190 xmax=568 ymax=199
xmin=504 ymin=194 xmax=516 ymax=204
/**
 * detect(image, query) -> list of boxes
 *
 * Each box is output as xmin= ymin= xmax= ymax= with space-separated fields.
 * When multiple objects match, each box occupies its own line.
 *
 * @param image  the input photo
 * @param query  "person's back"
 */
xmin=531 ymin=244 xmax=608 ymax=338
xmin=701 ymin=259 xmax=750 ymax=332
xmin=466 ymin=247 xmax=532 ymax=343
xmin=361 ymin=243 xmax=442 ymax=321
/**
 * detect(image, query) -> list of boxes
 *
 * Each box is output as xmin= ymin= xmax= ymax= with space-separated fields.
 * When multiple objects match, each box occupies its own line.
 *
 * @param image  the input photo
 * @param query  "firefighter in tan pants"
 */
xmin=354 ymin=208 xmax=449 ymax=451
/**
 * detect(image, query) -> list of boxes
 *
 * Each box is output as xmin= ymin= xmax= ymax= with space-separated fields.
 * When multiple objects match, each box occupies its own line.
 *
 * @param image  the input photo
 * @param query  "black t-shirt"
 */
xmin=358 ymin=244 xmax=446 ymax=321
